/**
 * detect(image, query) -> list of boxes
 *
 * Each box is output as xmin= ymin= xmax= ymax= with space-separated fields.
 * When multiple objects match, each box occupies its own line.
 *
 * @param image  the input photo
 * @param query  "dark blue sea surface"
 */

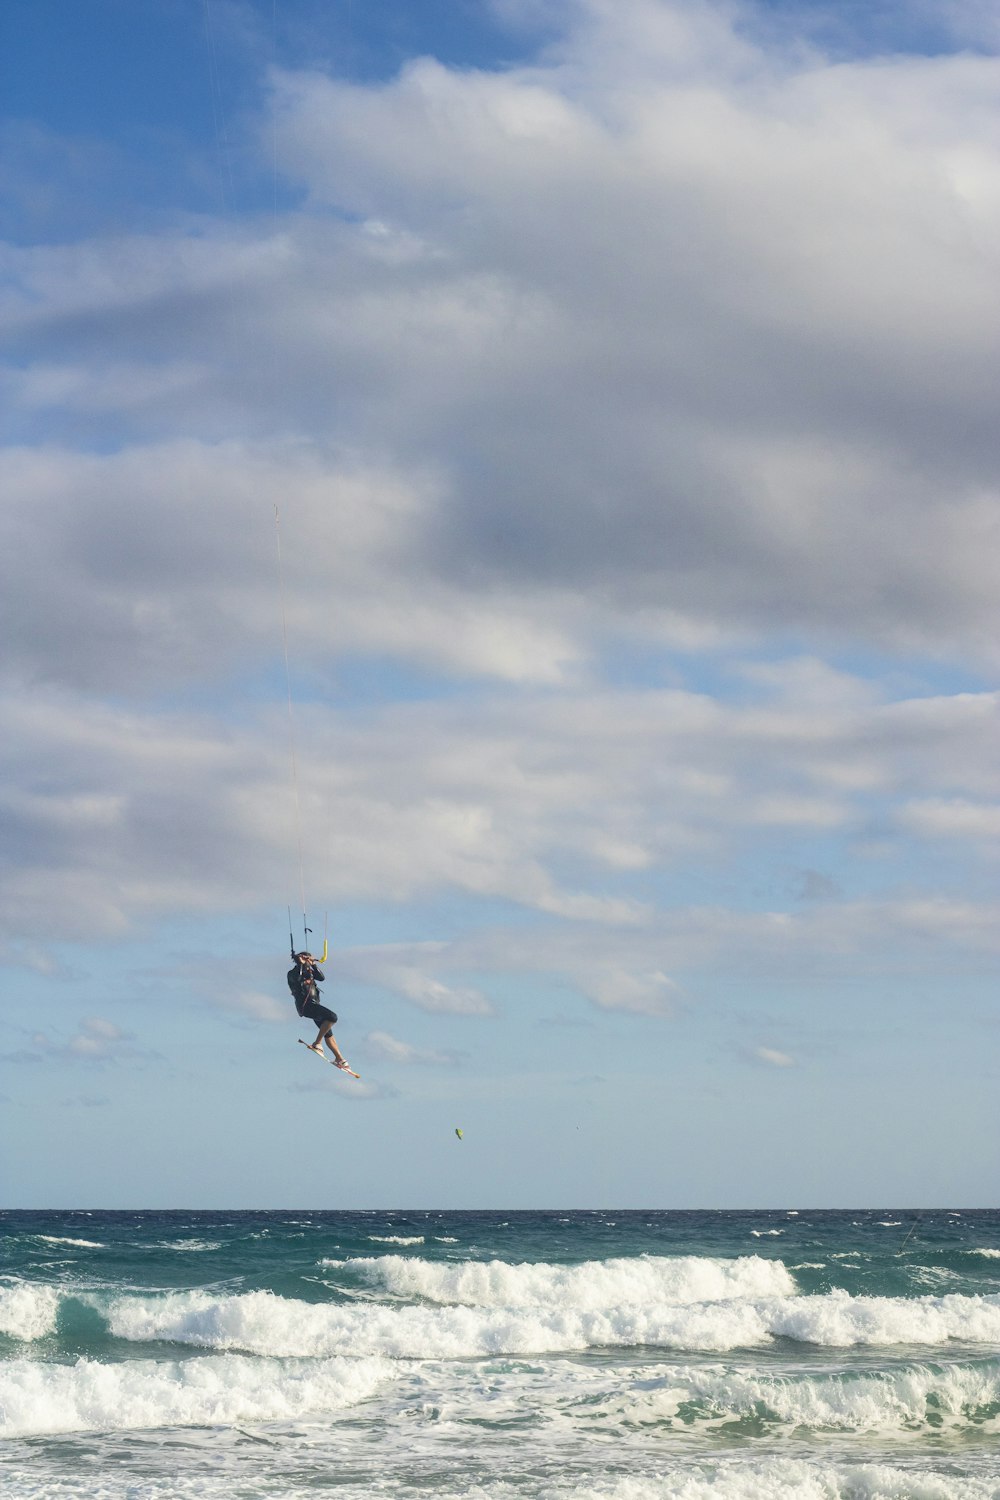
xmin=2 ymin=1209 xmax=999 ymax=1498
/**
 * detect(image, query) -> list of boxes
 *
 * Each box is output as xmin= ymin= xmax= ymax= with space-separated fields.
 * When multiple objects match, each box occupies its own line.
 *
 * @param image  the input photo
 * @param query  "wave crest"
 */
xmin=96 ymin=1285 xmax=1000 ymax=1359
xmin=334 ymin=1254 xmax=797 ymax=1309
xmin=0 ymin=1284 xmax=60 ymax=1342
xmin=617 ymin=1357 xmax=1000 ymax=1434
xmin=0 ymin=1352 xmax=393 ymax=1438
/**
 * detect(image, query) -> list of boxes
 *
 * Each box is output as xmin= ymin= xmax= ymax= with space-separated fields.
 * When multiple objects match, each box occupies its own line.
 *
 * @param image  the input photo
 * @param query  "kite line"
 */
xmin=274 ymin=505 xmax=327 ymax=962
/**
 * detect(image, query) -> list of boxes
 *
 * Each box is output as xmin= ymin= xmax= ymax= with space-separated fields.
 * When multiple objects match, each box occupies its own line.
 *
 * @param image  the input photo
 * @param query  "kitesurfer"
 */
xmin=288 ymin=952 xmax=351 ymax=1070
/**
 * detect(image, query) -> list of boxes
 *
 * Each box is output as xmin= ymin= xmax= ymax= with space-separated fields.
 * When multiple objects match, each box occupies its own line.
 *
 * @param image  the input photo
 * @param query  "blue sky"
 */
xmin=2 ymin=0 xmax=999 ymax=1210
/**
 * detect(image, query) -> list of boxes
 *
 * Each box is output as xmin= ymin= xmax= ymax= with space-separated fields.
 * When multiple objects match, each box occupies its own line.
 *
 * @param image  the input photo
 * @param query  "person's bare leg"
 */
xmin=308 ymin=1028 xmax=325 ymax=1055
xmin=322 ymin=1025 xmax=347 ymax=1066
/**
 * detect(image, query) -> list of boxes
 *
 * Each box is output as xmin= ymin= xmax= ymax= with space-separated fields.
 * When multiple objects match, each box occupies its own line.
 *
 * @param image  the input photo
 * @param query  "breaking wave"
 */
xmin=84 ymin=1284 xmax=1000 ymax=1359
xmin=614 ymin=1356 xmax=1000 ymax=1434
xmin=0 ymin=1284 xmax=60 ymax=1342
xmin=330 ymin=1253 xmax=797 ymax=1308
xmin=157 ymin=1239 xmax=224 ymax=1253
xmin=34 ymin=1236 xmax=105 ymax=1249
xmin=456 ymin=1463 xmax=1000 ymax=1500
xmin=0 ymin=1352 xmax=393 ymax=1438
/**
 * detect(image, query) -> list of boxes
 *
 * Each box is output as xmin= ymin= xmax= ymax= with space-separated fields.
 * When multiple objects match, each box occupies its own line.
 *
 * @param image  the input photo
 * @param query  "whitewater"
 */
xmin=2 ymin=1210 xmax=999 ymax=1499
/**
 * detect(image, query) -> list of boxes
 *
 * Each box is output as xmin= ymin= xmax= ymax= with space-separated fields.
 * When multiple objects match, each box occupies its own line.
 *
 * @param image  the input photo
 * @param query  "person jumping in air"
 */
xmin=288 ymin=951 xmax=352 ymax=1072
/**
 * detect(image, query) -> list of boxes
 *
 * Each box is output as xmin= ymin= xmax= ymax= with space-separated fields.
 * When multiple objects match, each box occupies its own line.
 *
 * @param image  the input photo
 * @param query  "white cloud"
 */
xmin=0 ymin=439 xmax=589 ymax=692
xmin=63 ymin=1017 xmax=137 ymax=1062
xmin=364 ymin=1029 xmax=459 ymax=1065
xmin=368 ymin=965 xmax=493 ymax=1017
xmin=2 ymin=3 xmax=1000 ymax=702
xmin=898 ymin=798 xmax=1000 ymax=842
xmin=582 ymin=968 xmax=681 ymax=1017
xmin=254 ymin=6 xmax=1000 ymax=661
xmin=219 ymin=990 xmax=288 ymax=1023
xmin=3 ymin=0 xmax=1000 ymax=1049
xmin=78 ymin=1017 xmax=120 ymax=1039
xmin=390 ymin=891 xmax=1000 ymax=1002
xmin=1 ymin=672 xmax=998 ymax=950
xmin=752 ymin=1046 xmax=796 ymax=1068
xmin=288 ymin=1073 xmax=386 ymax=1101
xmin=742 ymin=795 xmax=851 ymax=829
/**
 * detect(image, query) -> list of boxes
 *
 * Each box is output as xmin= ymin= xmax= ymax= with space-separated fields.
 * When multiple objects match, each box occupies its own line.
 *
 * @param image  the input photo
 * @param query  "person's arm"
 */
xmin=312 ymin=966 xmax=325 ymax=983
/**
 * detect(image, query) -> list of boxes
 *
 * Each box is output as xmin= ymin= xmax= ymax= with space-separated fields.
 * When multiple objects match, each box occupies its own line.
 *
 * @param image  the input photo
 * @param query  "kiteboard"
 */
xmin=298 ymin=1039 xmax=361 ymax=1078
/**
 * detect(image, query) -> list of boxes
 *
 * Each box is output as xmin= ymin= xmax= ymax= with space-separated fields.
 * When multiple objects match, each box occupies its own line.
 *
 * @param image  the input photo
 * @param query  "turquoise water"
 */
xmin=2 ymin=1209 xmax=1000 ymax=1498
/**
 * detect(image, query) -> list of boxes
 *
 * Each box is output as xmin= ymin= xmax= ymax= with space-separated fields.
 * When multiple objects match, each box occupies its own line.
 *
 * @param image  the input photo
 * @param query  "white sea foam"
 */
xmin=616 ymin=1357 xmax=1000 ymax=1433
xmin=911 ymin=1266 xmax=963 ymax=1291
xmin=0 ymin=1284 xmax=60 ymax=1341
xmin=749 ymin=1229 xmax=783 ymax=1237
xmin=514 ymin=1463 xmax=1000 ymax=1500
xmin=102 ymin=1286 xmax=773 ymax=1357
xmin=334 ymin=1254 xmax=797 ymax=1308
xmin=766 ymin=1288 xmax=1000 ymax=1347
xmin=970 ymin=1247 xmax=1000 ymax=1259
xmin=367 ymin=1235 xmax=425 ymax=1246
xmin=35 ymin=1235 xmax=105 ymax=1249
xmin=0 ymin=1351 xmax=393 ymax=1438
xmin=94 ymin=1283 xmax=1000 ymax=1358
xmin=3 ymin=1461 xmax=997 ymax=1500
xmin=159 ymin=1240 xmax=223 ymax=1252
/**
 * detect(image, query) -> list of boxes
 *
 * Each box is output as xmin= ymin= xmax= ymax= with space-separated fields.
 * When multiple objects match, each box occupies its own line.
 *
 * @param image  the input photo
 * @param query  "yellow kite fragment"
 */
xmin=454 ymin=1128 xmax=463 ymax=1140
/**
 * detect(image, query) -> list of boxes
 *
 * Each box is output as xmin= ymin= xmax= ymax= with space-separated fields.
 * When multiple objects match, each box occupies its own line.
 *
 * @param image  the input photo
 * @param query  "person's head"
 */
xmin=295 ymin=952 xmax=314 ymax=966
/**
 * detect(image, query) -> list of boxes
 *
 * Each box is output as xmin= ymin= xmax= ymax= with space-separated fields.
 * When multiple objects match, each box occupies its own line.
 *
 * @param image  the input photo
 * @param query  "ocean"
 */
xmin=1 ymin=1208 xmax=999 ymax=1498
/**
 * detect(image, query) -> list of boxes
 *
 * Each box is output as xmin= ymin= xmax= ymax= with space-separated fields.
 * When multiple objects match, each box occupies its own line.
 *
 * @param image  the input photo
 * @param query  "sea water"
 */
xmin=2 ymin=1209 xmax=999 ymax=1498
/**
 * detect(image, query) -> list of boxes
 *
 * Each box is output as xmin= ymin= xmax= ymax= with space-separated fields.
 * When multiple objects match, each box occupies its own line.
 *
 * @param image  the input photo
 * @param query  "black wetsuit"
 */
xmin=288 ymin=964 xmax=338 ymax=1029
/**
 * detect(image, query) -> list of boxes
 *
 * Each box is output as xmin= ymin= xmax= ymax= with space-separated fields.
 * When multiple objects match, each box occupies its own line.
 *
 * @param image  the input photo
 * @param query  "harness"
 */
xmin=290 ymin=965 xmax=319 ymax=1015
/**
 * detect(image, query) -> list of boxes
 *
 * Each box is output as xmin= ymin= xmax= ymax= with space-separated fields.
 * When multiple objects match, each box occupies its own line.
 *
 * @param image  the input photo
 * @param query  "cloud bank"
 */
xmin=2 ymin=0 xmax=998 ymax=1028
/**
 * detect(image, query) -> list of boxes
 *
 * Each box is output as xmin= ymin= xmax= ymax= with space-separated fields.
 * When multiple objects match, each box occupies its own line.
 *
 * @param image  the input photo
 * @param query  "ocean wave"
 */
xmin=970 ymin=1248 xmax=1000 ymax=1260
xmin=157 ymin=1240 xmax=223 ymax=1253
xmin=34 ymin=1236 xmax=105 ymax=1249
xmin=615 ymin=1357 xmax=1000 ymax=1434
xmin=0 ymin=1284 xmax=60 ymax=1341
xmin=367 ymin=1236 xmax=425 ymax=1246
xmin=91 ymin=1285 xmax=1000 ymax=1358
xmin=0 ymin=1352 xmax=393 ymax=1438
xmin=767 ymin=1288 xmax=1000 ymax=1347
xmin=470 ymin=1462 xmax=1000 ymax=1500
xmin=328 ymin=1254 xmax=797 ymax=1308
xmin=2 ymin=1458 xmax=997 ymax=1500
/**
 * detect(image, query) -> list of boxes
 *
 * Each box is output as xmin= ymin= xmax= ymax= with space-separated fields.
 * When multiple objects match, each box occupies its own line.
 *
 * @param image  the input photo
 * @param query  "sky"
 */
xmin=1 ymin=0 xmax=999 ymax=1211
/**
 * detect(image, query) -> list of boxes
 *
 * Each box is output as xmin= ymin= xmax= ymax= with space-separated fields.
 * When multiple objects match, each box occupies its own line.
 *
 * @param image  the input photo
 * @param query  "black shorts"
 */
xmin=302 ymin=1003 xmax=338 ymax=1029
